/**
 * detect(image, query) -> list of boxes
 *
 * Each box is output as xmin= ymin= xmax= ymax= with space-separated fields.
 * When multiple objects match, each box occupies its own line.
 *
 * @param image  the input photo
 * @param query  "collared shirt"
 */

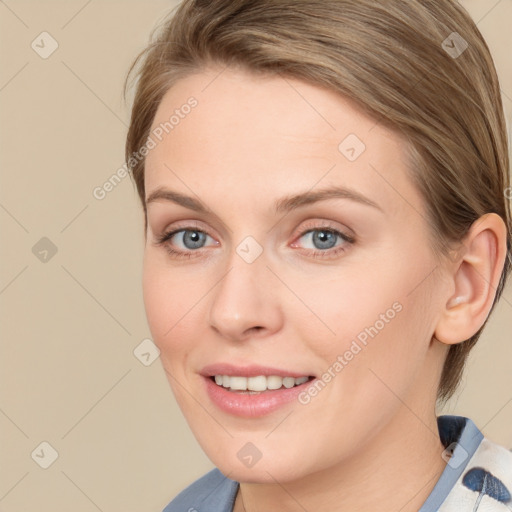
xmin=163 ymin=415 xmax=512 ymax=511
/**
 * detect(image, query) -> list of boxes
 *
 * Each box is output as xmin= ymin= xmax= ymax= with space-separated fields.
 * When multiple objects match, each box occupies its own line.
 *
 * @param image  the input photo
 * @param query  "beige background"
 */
xmin=0 ymin=1 xmax=511 ymax=510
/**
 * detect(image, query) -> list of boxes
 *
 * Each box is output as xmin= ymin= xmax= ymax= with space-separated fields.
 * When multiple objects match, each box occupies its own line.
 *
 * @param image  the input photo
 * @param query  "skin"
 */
xmin=142 ymin=66 xmax=507 ymax=511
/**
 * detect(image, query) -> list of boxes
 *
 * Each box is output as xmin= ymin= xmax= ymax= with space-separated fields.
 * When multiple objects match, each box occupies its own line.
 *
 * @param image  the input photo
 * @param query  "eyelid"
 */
xmin=156 ymin=219 xmax=213 ymax=240
xmin=290 ymin=219 xmax=355 ymax=243
xmin=156 ymin=218 xmax=352 ymax=241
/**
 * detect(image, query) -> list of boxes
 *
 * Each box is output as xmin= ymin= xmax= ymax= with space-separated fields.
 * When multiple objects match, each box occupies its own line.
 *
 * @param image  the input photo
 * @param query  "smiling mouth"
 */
xmin=209 ymin=375 xmax=315 ymax=393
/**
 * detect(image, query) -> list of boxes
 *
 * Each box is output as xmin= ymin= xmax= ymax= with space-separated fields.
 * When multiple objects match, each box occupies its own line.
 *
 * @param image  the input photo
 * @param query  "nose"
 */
xmin=208 ymin=248 xmax=283 ymax=342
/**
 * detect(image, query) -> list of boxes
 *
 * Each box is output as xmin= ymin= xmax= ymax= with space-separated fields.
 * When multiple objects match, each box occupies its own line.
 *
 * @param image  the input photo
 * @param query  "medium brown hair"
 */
xmin=124 ymin=0 xmax=511 ymax=404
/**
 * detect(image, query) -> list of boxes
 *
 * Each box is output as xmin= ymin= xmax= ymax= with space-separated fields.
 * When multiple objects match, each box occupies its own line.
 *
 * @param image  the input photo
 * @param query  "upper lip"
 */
xmin=200 ymin=363 xmax=314 ymax=378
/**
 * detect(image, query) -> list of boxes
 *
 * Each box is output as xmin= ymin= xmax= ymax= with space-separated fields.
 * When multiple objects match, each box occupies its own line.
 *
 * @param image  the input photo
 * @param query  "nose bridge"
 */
xmin=208 ymin=236 xmax=281 ymax=340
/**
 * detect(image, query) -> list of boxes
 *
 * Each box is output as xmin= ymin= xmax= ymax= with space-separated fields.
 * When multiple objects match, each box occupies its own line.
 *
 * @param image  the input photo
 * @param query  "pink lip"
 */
xmin=200 ymin=362 xmax=313 ymax=378
xmin=202 ymin=374 xmax=318 ymax=418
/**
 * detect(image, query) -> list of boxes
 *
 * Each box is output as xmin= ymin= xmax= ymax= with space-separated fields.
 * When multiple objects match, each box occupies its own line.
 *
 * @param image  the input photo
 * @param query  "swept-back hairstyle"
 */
xmin=124 ymin=0 xmax=511 ymax=403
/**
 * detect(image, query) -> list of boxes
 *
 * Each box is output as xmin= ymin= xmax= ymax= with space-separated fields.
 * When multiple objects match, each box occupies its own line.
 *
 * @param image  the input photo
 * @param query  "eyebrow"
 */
xmin=145 ymin=185 xmax=383 ymax=214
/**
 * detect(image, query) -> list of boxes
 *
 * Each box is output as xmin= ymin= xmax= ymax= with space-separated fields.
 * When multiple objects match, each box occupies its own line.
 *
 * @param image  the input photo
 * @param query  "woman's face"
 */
xmin=143 ymin=66 xmax=449 ymax=482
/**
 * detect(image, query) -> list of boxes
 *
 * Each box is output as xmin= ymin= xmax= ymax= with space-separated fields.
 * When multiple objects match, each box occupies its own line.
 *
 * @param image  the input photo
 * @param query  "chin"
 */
xmin=214 ymin=454 xmax=311 ymax=484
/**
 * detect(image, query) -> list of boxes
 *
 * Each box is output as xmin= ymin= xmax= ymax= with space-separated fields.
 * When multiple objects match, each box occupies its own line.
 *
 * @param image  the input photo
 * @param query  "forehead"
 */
xmin=144 ymin=67 xmax=420 ymax=218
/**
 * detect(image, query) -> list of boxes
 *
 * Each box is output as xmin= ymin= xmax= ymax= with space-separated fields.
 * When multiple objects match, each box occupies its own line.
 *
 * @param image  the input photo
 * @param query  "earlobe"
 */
xmin=434 ymin=213 xmax=507 ymax=346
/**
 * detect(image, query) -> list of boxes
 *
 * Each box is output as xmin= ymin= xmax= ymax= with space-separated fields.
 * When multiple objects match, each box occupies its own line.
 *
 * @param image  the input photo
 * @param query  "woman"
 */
xmin=124 ymin=0 xmax=512 ymax=510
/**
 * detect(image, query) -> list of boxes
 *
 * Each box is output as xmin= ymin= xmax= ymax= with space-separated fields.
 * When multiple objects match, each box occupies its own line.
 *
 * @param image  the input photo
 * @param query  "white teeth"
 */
xmin=212 ymin=374 xmax=311 ymax=391
xmin=248 ymin=375 xmax=267 ymax=391
xmin=282 ymin=377 xmax=295 ymax=388
xmin=267 ymin=375 xmax=283 ymax=390
xmin=229 ymin=376 xmax=247 ymax=390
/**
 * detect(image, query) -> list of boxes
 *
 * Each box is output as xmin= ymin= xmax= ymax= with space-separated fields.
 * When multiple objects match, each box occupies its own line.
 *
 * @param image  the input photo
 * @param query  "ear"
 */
xmin=434 ymin=213 xmax=508 ymax=345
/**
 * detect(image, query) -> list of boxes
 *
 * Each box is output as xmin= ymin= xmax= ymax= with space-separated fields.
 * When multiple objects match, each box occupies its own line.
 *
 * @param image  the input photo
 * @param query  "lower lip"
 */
xmin=203 ymin=376 xmax=316 ymax=418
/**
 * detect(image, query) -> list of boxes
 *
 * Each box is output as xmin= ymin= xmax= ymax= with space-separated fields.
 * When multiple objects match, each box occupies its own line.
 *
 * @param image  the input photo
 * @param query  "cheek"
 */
xmin=142 ymin=254 xmax=197 ymax=357
xmin=142 ymin=257 xmax=203 ymax=409
xmin=299 ymin=251 xmax=435 ymax=386
xmin=289 ymin=264 xmax=403 ymax=356
xmin=142 ymin=261 xmax=170 ymax=342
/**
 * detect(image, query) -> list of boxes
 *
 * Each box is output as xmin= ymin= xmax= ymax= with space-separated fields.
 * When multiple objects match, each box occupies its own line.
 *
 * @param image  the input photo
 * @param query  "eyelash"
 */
xmin=154 ymin=222 xmax=355 ymax=261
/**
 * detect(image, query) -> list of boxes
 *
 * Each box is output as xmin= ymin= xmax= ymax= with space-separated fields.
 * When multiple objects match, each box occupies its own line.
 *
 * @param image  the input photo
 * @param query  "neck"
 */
xmin=234 ymin=408 xmax=447 ymax=512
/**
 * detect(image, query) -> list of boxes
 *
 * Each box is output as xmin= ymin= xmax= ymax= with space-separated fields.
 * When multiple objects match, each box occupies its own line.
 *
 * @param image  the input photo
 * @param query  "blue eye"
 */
xmin=155 ymin=225 xmax=355 ymax=260
xmin=292 ymin=228 xmax=354 ymax=259
xmin=171 ymin=230 xmax=209 ymax=250
xmin=299 ymin=229 xmax=342 ymax=250
xmin=156 ymin=228 xmax=214 ymax=259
